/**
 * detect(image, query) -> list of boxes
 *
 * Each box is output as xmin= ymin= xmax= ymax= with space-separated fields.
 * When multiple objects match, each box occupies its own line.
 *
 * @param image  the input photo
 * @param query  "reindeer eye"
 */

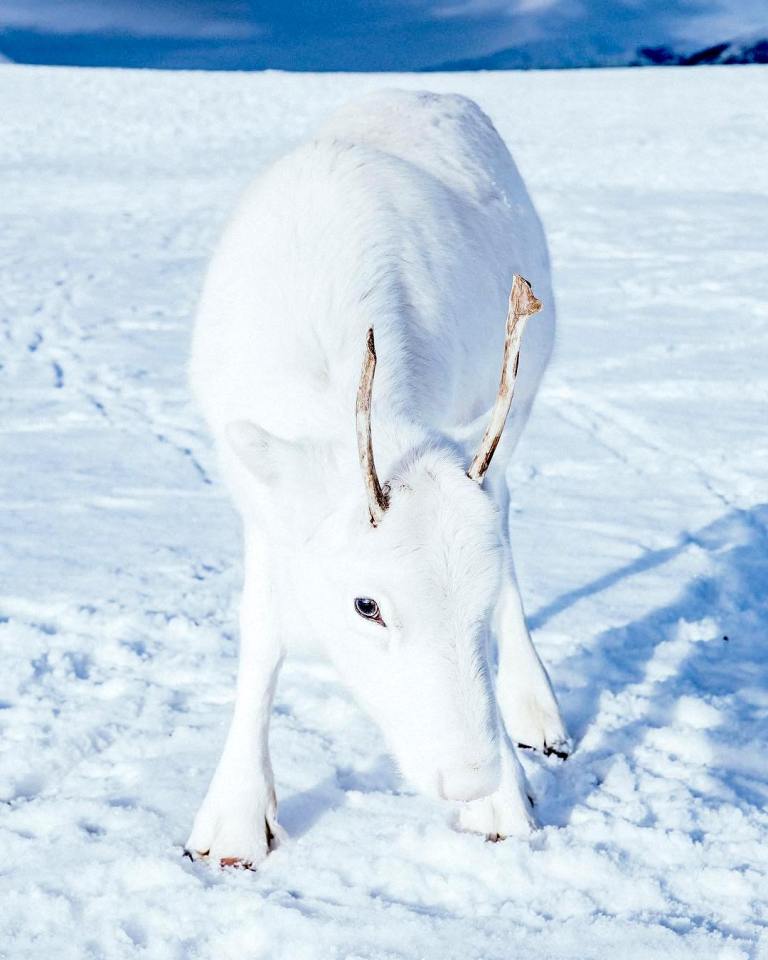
xmin=354 ymin=597 xmax=384 ymax=625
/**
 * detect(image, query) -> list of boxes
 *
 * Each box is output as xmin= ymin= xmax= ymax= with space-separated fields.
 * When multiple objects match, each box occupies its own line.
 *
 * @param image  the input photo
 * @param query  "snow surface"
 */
xmin=1 ymin=63 xmax=767 ymax=959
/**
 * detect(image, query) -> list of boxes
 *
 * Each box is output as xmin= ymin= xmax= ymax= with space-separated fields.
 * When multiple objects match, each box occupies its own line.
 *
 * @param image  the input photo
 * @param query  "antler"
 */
xmin=356 ymin=327 xmax=390 ymax=526
xmin=467 ymin=275 xmax=542 ymax=485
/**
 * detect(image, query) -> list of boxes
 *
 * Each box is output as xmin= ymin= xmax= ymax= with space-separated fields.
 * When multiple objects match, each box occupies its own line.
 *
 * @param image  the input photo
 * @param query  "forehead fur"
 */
xmin=377 ymin=446 xmax=502 ymax=609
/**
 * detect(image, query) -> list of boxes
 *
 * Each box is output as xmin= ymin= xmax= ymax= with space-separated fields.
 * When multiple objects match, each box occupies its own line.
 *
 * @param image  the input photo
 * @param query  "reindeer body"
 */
xmin=187 ymin=91 xmax=569 ymax=869
xmin=191 ymin=90 xmax=553 ymax=497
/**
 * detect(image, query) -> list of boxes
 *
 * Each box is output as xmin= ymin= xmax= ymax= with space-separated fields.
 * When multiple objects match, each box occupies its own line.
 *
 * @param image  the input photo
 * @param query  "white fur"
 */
xmin=186 ymin=90 xmax=569 ymax=867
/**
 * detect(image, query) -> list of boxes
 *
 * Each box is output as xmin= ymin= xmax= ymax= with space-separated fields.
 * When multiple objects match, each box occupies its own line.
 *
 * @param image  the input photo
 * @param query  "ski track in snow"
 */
xmin=1 ymin=64 xmax=767 ymax=959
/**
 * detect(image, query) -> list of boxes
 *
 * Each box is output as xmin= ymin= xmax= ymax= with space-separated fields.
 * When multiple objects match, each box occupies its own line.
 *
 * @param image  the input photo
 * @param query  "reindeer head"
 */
xmin=228 ymin=276 xmax=541 ymax=802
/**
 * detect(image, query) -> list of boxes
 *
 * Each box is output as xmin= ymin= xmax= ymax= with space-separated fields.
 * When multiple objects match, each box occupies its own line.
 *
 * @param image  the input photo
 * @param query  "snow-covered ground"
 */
xmin=1 ymin=63 xmax=767 ymax=959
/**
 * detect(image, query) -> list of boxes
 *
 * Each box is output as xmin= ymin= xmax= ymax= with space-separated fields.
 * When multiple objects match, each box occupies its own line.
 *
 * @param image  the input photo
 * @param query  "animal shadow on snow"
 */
xmin=533 ymin=504 xmax=768 ymax=825
xmin=279 ymin=755 xmax=401 ymax=838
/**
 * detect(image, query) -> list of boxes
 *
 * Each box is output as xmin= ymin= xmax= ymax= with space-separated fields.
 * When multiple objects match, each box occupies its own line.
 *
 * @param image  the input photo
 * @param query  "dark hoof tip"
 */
xmin=518 ymin=741 xmax=570 ymax=760
xmin=220 ymin=857 xmax=254 ymax=871
xmin=183 ymin=847 xmax=210 ymax=862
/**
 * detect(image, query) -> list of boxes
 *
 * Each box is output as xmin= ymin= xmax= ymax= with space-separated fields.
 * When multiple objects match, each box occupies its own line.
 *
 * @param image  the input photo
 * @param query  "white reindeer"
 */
xmin=186 ymin=90 xmax=570 ymax=868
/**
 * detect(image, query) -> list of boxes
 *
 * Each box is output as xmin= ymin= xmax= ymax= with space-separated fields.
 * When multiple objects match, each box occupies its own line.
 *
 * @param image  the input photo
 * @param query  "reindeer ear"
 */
xmin=225 ymin=420 xmax=297 ymax=486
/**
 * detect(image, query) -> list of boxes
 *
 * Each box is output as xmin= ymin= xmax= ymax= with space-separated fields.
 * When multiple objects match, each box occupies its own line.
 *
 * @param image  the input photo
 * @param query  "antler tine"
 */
xmin=356 ymin=327 xmax=390 ymax=526
xmin=467 ymin=275 xmax=542 ymax=485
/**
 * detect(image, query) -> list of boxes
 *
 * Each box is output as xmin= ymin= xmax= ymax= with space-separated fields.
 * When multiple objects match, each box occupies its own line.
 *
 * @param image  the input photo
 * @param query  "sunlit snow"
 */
xmin=1 ymin=63 xmax=766 ymax=959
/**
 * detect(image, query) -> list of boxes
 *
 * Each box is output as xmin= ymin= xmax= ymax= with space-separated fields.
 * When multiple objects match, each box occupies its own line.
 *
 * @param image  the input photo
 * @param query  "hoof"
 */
xmin=456 ymin=740 xmax=538 ymax=841
xmin=185 ymin=784 xmax=284 ymax=871
xmin=182 ymin=848 xmax=255 ymax=871
xmin=219 ymin=856 xmax=255 ymax=870
xmin=517 ymin=738 xmax=571 ymax=760
xmin=543 ymin=742 xmax=570 ymax=760
xmin=182 ymin=846 xmax=209 ymax=865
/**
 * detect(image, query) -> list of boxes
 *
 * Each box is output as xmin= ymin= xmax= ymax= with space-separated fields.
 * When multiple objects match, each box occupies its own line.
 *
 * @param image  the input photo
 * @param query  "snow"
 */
xmin=1 ymin=63 xmax=767 ymax=959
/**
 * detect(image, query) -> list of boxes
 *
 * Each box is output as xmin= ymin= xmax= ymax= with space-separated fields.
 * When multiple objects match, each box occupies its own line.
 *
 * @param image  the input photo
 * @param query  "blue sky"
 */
xmin=0 ymin=0 xmax=765 ymax=69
